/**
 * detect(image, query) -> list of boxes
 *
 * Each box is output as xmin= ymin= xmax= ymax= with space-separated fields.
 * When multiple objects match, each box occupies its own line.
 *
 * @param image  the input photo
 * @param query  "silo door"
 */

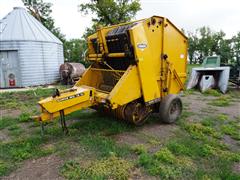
xmin=0 ymin=51 xmax=21 ymax=88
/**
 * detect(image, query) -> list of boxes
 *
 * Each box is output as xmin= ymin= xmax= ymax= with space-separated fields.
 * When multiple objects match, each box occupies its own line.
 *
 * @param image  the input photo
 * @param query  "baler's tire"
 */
xmin=159 ymin=94 xmax=182 ymax=124
xmin=124 ymin=101 xmax=151 ymax=126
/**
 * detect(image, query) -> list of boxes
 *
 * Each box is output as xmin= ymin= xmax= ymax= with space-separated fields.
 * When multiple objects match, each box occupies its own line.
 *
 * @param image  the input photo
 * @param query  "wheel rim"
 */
xmin=168 ymin=99 xmax=181 ymax=122
xmin=125 ymin=101 xmax=151 ymax=125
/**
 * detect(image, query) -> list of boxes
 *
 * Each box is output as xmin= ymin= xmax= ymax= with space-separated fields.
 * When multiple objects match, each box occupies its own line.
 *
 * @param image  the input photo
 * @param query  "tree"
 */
xmin=187 ymin=31 xmax=199 ymax=64
xmin=232 ymin=32 xmax=240 ymax=64
xmin=63 ymin=39 xmax=87 ymax=63
xmin=79 ymin=0 xmax=141 ymax=38
xmin=22 ymin=0 xmax=65 ymax=42
xmin=197 ymin=27 xmax=215 ymax=62
xmin=187 ymin=27 xmax=234 ymax=64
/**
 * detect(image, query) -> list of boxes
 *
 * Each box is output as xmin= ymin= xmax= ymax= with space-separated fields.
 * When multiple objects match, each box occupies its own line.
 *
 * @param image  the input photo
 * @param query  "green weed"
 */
xmin=221 ymin=124 xmax=240 ymax=140
xmin=148 ymin=139 xmax=161 ymax=145
xmin=61 ymin=155 xmax=133 ymax=180
xmin=167 ymin=141 xmax=191 ymax=156
xmin=0 ymin=160 xmax=11 ymax=177
xmin=0 ymin=117 xmax=18 ymax=130
xmin=68 ymin=111 xmax=133 ymax=135
xmin=201 ymin=118 xmax=215 ymax=127
xmin=229 ymin=89 xmax=240 ymax=99
xmin=154 ymin=148 xmax=176 ymax=163
xmin=131 ymin=144 xmax=147 ymax=155
xmin=78 ymin=134 xmax=130 ymax=157
xmin=183 ymin=122 xmax=221 ymax=140
xmin=208 ymin=96 xmax=231 ymax=107
xmin=183 ymin=89 xmax=196 ymax=96
xmin=7 ymin=124 xmax=20 ymax=131
xmin=0 ymin=88 xmax=54 ymax=112
xmin=217 ymin=114 xmax=229 ymax=121
xmin=0 ymin=135 xmax=54 ymax=162
xmin=18 ymin=112 xmax=31 ymax=122
xmin=203 ymin=89 xmax=221 ymax=97
xmin=137 ymin=149 xmax=194 ymax=179
xmin=7 ymin=125 xmax=24 ymax=137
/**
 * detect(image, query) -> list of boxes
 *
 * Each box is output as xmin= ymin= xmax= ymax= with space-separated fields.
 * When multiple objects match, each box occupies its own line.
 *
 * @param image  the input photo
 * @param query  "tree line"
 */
xmin=188 ymin=27 xmax=240 ymax=64
xmin=22 ymin=0 xmax=239 ymax=65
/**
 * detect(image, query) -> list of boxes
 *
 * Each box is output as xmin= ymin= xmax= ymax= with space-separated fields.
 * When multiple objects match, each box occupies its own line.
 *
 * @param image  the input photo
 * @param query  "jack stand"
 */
xmin=60 ymin=110 xmax=69 ymax=134
xmin=40 ymin=121 xmax=45 ymax=136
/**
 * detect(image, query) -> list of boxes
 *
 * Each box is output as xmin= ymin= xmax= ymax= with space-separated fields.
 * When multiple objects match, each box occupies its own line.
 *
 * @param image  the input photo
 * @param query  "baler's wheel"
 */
xmin=114 ymin=105 xmax=127 ymax=120
xmin=159 ymin=94 xmax=182 ymax=123
xmin=124 ymin=101 xmax=151 ymax=126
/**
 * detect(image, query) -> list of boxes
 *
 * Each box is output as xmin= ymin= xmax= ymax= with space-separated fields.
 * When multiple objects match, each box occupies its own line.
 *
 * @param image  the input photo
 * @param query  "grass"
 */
xmin=182 ymin=89 xmax=197 ymax=96
xmin=203 ymin=89 xmax=222 ymax=97
xmin=0 ymin=101 xmax=134 ymax=177
xmin=208 ymin=96 xmax=231 ymax=107
xmin=137 ymin=148 xmax=195 ymax=179
xmin=0 ymin=117 xmax=18 ymax=130
xmin=221 ymin=120 xmax=240 ymax=140
xmin=7 ymin=125 xmax=24 ymax=137
xmin=134 ymin=114 xmax=240 ymax=179
xmin=187 ymin=64 xmax=200 ymax=74
xmin=131 ymin=144 xmax=148 ymax=155
xmin=0 ymin=88 xmax=56 ymax=114
xmin=61 ymin=155 xmax=133 ymax=180
xmin=0 ymin=86 xmax=239 ymax=179
xmin=77 ymin=134 xmax=131 ymax=157
xmin=0 ymin=135 xmax=56 ymax=176
xmin=18 ymin=113 xmax=31 ymax=122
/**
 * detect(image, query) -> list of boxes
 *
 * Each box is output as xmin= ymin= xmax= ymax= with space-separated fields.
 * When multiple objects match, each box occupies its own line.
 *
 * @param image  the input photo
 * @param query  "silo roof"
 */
xmin=0 ymin=7 xmax=62 ymax=44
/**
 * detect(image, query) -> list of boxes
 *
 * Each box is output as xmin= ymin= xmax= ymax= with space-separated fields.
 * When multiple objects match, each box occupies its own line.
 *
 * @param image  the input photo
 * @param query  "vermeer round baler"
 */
xmin=35 ymin=16 xmax=188 ymax=131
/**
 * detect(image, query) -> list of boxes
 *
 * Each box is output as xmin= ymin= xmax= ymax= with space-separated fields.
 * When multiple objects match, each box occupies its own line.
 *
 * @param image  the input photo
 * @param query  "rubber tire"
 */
xmin=159 ymin=94 xmax=182 ymax=124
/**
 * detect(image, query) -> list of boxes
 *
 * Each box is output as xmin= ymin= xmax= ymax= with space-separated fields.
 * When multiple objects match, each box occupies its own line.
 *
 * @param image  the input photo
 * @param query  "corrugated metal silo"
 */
xmin=0 ymin=7 xmax=64 ymax=88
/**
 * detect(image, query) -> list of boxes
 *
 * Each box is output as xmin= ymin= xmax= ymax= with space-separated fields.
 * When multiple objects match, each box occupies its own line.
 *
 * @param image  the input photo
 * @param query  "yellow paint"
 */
xmin=108 ymin=65 xmax=141 ymax=108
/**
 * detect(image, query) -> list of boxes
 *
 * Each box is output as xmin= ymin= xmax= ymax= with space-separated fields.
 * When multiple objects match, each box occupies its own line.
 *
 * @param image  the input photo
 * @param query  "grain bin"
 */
xmin=0 ymin=7 xmax=64 ymax=88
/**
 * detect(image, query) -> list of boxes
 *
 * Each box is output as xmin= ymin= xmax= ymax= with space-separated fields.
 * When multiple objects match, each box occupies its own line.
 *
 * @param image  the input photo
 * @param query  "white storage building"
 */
xmin=0 ymin=7 xmax=63 ymax=88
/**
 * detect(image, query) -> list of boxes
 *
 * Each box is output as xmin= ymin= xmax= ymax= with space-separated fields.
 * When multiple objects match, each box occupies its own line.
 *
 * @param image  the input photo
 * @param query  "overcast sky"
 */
xmin=0 ymin=0 xmax=239 ymax=39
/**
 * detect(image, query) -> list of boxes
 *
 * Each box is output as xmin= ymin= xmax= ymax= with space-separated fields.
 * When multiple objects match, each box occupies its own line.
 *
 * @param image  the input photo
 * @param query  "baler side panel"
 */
xmin=37 ymin=87 xmax=95 ymax=122
xmin=75 ymin=65 xmax=103 ymax=89
xmin=163 ymin=20 xmax=188 ymax=94
xmin=40 ymin=88 xmax=93 ymax=113
xmin=39 ymin=100 xmax=93 ymax=122
xmin=108 ymin=65 xmax=142 ymax=107
xmin=144 ymin=17 xmax=163 ymax=83
xmin=129 ymin=24 xmax=161 ymax=103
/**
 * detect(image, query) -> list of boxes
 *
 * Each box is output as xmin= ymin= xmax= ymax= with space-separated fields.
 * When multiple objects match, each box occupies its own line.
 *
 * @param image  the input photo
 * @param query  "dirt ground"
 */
xmin=2 ymin=155 xmax=64 ymax=180
xmin=1 ymin=89 xmax=240 ymax=179
xmin=0 ymin=109 xmax=22 ymax=118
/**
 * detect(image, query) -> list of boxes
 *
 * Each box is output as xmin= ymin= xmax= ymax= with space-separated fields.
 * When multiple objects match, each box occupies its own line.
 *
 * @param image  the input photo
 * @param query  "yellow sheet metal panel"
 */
xmin=75 ymin=66 xmax=103 ymax=89
xmin=39 ymin=87 xmax=94 ymax=113
xmin=129 ymin=23 xmax=161 ymax=103
xmin=108 ymin=65 xmax=141 ymax=107
xmin=163 ymin=18 xmax=188 ymax=93
xmin=39 ymin=100 xmax=93 ymax=122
